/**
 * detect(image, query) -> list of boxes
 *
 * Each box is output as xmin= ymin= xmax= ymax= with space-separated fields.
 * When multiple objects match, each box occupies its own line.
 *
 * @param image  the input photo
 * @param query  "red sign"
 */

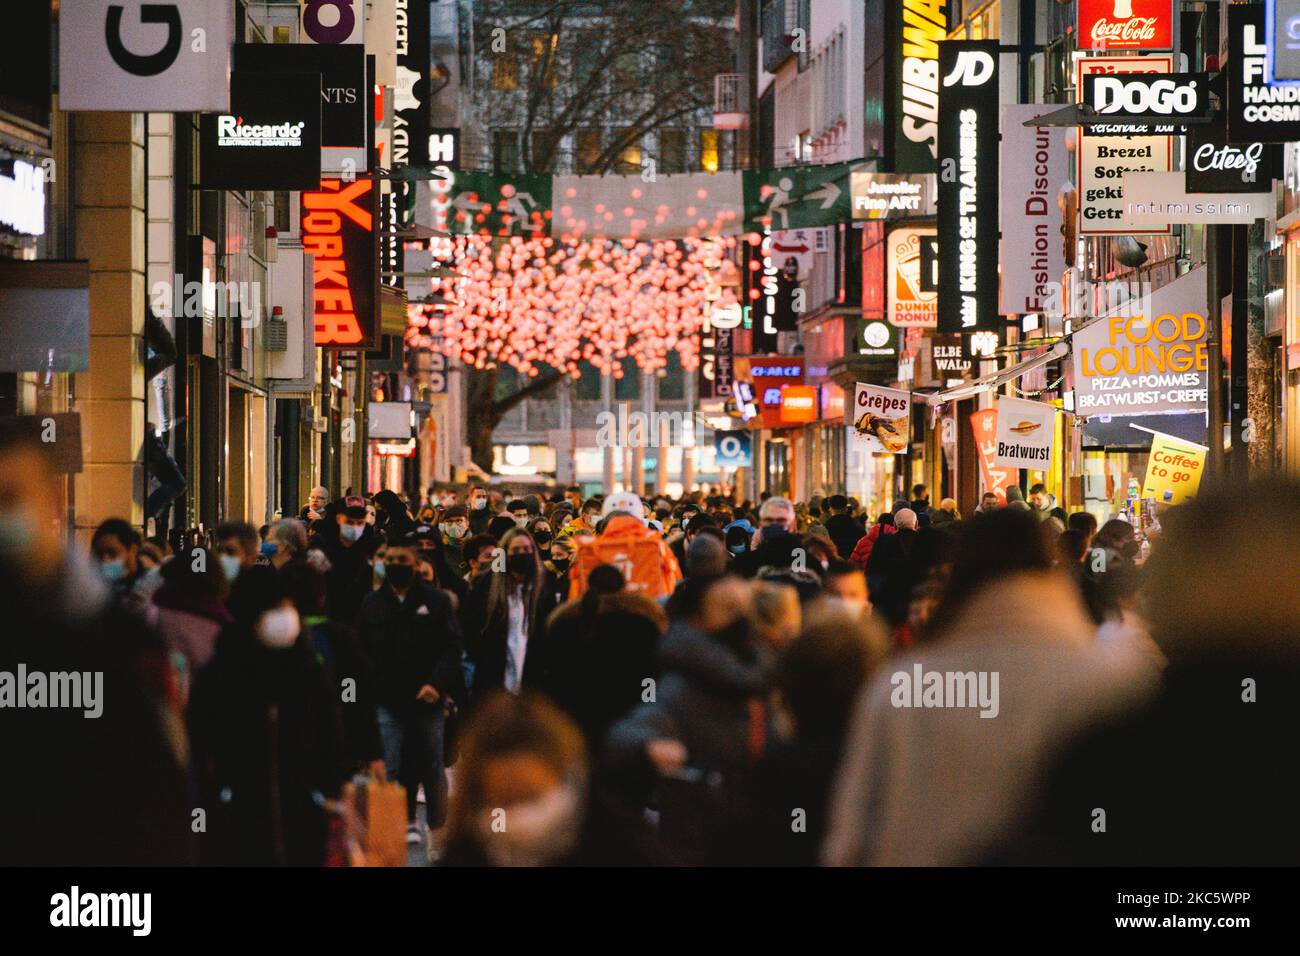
xmin=779 ymin=385 xmax=818 ymax=424
xmin=970 ymin=408 xmax=1017 ymax=499
xmin=1077 ymin=0 xmax=1172 ymax=52
xmin=302 ymin=177 xmax=379 ymax=349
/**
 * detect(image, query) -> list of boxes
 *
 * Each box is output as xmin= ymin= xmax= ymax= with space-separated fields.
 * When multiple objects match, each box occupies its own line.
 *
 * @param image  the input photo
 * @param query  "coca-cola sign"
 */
xmin=1078 ymin=0 xmax=1173 ymax=52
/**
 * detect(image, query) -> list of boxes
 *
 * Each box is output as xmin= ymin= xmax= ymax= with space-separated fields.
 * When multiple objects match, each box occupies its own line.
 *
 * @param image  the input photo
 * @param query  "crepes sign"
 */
xmin=850 ymin=383 xmax=911 ymax=453
xmin=993 ymin=396 xmax=1056 ymax=468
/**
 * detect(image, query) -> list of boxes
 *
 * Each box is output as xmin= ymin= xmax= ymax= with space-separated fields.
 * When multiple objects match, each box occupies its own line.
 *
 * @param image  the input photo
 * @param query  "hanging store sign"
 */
xmin=779 ymin=385 xmax=819 ymax=424
xmin=301 ymin=0 xmax=365 ymax=44
xmin=1077 ymin=0 xmax=1173 ymax=52
xmin=0 ymin=160 xmax=45 ymax=237
xmin=1000 ymin=105 xmax=1069 ymax=315
xmin=301 ymin=177 xmax=380 ymax=349
xmin=1230 ymin=5 xmax=1300 ymax=142
xmin=714 ymin=431 xmax=752 ymax=468
xmin=199 ymin=71 xmax=322 ymax=190
xmin=970 ymin=408 xmax=1018 ymax=498
xmin=886 ymin=226 xmax=938 ymax=328
xmin=59 ymin=0 xmax=233 ymax=111
xmin=1185 ymin=117 xmax=1278 ymax=193
xmin=992 ymin=396 xmax=1057 ymax=469
xmin=1077 ymin=55 xmax=1173 ymax=235
xmin=393 ymin=0 xmax=431 ymax=171
xmin=857 ymin=319 xmax=898 ymax=358
xmin=1121 ymin=171 xmax=1273 ymax=224
xmin=1071 ymin=266 xmax=1208 ymax=415
xmin=235 ymin=42 xmax=368 ymax=176
xmin=888 ymin=0 xmax=948 ymax=173
xmin=930 ymin=334 xmax=971 ymax=377
xmin=429 ymin=128 xmax=461 ymax=170
xmin=1082 ymin=73 xmax=1213 ymax=123
xmin=850 ymin=172 xmax=936 ymax=219
xmin=1140 ymin=430 xmax=1207 ymax=504
xmin=849 ymin=383 xmax=911 ymax=453
xmin=937 ymin=40 xmax=999 ymax=333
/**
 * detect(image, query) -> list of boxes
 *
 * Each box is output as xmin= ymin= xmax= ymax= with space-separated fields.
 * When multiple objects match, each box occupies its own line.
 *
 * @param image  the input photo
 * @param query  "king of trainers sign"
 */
xmin=1078 ymin=0 xmax=1173 ymax=53
xmin=937 ymin=40 xmax=999 ymax=334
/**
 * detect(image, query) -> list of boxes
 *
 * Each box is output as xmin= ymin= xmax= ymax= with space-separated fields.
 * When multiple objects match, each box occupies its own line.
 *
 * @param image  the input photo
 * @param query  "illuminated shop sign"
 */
xmin=302 ymin=177 xmax=380 ymax=349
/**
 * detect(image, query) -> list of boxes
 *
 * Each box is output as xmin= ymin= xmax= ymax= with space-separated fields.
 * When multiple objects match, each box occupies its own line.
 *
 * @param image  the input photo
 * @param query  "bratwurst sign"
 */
xmin=1070 ymin=267 xmax=1208 ymax=416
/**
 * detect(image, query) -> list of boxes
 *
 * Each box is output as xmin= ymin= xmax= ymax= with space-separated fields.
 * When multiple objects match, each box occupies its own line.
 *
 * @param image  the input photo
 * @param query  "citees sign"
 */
xmin=1082 ymin=73 xmax=1212 ymax=123
xmin=850 ymin=383 xmax=911 ymax=453
xmin=1185 ymin=118 xmax=1278 ymax=193
xmin=1229 ymin=5 xmax=1300 ymax=143
xmin=301 ymin=177 xmax=379 ymax=349
xmin=1077 ymin=56 xmax=1173 ymax=235
xmin=937 ymin=40 xmax=999 ymax=333
xmin=1070 ymin=266 xmax=1208 ymax=416
xmin=1078 ymin=0 xmax=1172 ymax=52
xmin=301 ymin=0 xmax=365 ymax=44
xmin=1000 ymin=106 xmax=1069 ymax=316
xmin=59 ymin=0 xmax=232 ymax=111
xmin=886 ymin=226 xmax=938 ymax=328
xmin=889 ymin=0 xmax=949 ymax=173
xmin=850 ymin=172 xmax=936 ymax=220
xmin=199 ymin=72 xmax=322 ymax=190
xmin=992 ymin=396 xmax=1057 ymax=469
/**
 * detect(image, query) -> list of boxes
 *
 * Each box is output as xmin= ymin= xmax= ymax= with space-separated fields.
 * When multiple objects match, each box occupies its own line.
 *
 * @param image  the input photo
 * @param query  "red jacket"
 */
xmin=849 ymin=522 xmax=897 ymax=570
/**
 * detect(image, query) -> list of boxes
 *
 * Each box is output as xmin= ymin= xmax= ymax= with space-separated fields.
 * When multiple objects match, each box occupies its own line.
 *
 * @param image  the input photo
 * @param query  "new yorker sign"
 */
xmin=302 ymin=178 xmax=379 ymax=349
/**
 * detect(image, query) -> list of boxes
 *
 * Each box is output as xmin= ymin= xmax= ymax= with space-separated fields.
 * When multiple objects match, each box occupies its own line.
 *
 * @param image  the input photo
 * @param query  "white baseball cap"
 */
xmin=601 ymin=491 xmax=646 ymax=521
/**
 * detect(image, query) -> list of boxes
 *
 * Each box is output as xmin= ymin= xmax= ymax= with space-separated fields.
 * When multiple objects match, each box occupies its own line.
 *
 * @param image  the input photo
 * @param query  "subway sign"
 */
xmin=890 ymin=0 xmax=949 ymax=173
xmin=301 ymin=177 xmax=379 ymax=349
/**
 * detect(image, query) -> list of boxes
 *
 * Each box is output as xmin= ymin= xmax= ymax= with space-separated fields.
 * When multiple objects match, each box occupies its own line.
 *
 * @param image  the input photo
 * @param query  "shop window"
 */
xmin=576 ymin=360 xmax=602 ymax=400
xmin=614 ymin=128 xmax=641 ymax=175
xmin=492 ymin=54 xmax=519 ymax=90
xmin=659 ymin=350 xmax=685 ymax=401
xmin=659 ymin=129 xmax=686 ymax=174
xmin=614 ymin=359 xmax=641 ymax=401
xmin=575 ymin=129 xmax=602 ymax=174
xmin=493 ymin=131 xmax=520 ymax=173
xmin=700 ymin=130 xmax=720 ymax=173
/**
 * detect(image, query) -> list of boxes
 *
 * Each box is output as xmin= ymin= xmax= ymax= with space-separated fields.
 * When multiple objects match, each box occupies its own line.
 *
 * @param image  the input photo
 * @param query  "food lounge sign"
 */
xmin=1070 ymin=267 xmax=1208 ymax=415
xmin=302 ymin=178 xmax=380 ymax=349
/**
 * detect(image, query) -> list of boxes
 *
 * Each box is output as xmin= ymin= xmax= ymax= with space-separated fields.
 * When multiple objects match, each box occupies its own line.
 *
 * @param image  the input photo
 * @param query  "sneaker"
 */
xmin=425 ymin=826 xmax=446 ymax=864
xmin=405 ymin=823 xmax=422 ymax=846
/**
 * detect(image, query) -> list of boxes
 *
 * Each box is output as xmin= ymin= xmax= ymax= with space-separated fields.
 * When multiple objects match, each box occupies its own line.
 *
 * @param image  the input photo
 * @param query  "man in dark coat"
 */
xmin=354 ymin=537 xmax=464 ymax=832
xmin=821 ymin=494 xmax=865 ymax=560
xmin=866 ymin=507 xmax=921 ymax=628
xmin=312 ymin=495 xmax=378 ymax=623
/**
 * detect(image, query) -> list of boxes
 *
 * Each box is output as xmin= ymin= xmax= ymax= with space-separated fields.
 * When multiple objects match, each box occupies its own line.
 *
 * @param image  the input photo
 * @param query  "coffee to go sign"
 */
xmin=1078 ymin=0 xmax=1173 ymax=52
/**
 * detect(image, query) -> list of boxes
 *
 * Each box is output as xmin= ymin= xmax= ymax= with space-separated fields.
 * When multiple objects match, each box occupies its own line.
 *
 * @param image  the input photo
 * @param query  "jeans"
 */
xmin=376 ymin=705 xmax=447 ymax=829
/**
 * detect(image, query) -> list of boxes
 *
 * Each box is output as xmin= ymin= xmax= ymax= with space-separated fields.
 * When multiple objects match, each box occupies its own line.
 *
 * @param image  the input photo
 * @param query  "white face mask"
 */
xmin=341 ymin=523 xmax=364 ymax=543
xmin=475 ymin=784 xmax=583 ymax=867
xmin=255 ymin=607 xmax=300 ymax=649
xmin=514 ymin=515 xmax=530 ymax=529
xmin=219 ymin=553 xmax=243 ymax=583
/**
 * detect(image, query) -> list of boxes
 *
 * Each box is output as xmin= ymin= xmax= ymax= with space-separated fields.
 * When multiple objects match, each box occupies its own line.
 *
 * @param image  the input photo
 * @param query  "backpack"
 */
xmin=570 ymin=529 xmax=676 ymax=600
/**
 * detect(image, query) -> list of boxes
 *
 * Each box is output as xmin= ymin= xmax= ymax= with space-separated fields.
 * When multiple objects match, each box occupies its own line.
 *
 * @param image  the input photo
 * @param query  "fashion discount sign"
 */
xmin=936 ymin=40 xmax=999 ymax=334
xmin=999 ymin=106 xmax=1069 ymax=316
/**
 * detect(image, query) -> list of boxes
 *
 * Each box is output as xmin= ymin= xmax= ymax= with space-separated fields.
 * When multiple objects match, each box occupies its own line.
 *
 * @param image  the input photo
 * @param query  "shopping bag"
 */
xmin=360 ymin=778 xmax=408 ymax=867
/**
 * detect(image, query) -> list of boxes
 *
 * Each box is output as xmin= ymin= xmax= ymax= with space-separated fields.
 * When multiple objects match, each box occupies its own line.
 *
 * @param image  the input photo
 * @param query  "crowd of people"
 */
xmin=1 ymin=420 xmax=1296 ymax=866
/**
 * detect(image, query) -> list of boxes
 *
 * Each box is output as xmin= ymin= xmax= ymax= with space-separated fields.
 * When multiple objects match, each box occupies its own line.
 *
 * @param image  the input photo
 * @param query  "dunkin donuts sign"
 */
xmin=1078 ymin=0 xmax=1172 ymax=52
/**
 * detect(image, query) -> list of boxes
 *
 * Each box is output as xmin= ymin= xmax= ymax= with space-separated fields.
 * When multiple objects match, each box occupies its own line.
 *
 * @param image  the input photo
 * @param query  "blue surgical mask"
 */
xmin=99 ymin=559 xmax=127 ymax=583
xmin=261 ymin=540 xmax=278 ymax=558
xmin=219 ymin=553 xmax=243 ymax=583
xmin=373 ymin=560 xmax=387 ymax=581
xmin=341 ymin=523 xmax=364 ymax=543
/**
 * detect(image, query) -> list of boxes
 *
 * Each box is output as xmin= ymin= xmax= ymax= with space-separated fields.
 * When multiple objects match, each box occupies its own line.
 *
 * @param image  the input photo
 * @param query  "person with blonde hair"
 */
xmin=748 ymin=579 xmax=802 ymax=648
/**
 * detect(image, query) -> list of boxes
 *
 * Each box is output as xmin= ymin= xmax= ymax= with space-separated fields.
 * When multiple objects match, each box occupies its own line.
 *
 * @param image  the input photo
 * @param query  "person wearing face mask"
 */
xmin=215 ymin=521 xmax=260 ymax=586
xmin=606 ymin=573 xmax=778 ymax=865
xmin=312 ymin=496 xmax=377 ymax=624
xmin=820 ymin=560 xmax=871 ymax=619
xmin=461 ymin=527 xmax=562 ymax=702
xmin=559 ymin=498 xmax=603 ymax=541
xmin=466 ymin=485 xmax=492 ymax=535
xmin=355 ymin=538 xmax=465 ymax=848
xmin=372 ymin=489 xmax=416 ymax=540
xmin=463 ymin=534 xmax=500 ymax=583
xmin=90 ymin=518 xmax=146 ymax=609
xmin=526 ymin=516 xmax=554 ymax=551
xmin=438 ymin=505 xmax=471 ymax=578
xmin=505 ymin=498 xmax=533 ymax=529
xmin=543 ymin=538 xmax=576 ymax=605
xmin=441 ymin=692 xmax=597 ymax=866
xmin=187 ymin=565 xmax=347 ymax=865
xmin=0 ymin=426 xmax=191 ymax=865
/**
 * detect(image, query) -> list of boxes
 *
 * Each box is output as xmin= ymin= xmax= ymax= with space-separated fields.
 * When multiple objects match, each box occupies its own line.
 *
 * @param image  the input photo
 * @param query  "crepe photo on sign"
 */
xmin=849 ymin=383 xmax=911 ymax=454
xmin=992 ymin=395 xmax=1057 ymax=469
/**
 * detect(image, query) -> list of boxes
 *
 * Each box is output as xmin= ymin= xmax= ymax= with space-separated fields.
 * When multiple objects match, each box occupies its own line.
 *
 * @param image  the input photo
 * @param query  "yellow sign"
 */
xmin=1141 ymin=431 xmax=1207 ymax=505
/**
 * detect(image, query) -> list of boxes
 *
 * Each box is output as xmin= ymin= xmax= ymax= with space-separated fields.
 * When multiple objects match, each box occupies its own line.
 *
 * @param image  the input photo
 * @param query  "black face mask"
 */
xmin=533 ymin=531 xmax=553 ymax=546
xmin=385 ymin=563 xmax=415 ymax=589
xmin=551 ymin=558 xmax=570 ymax=573
xmin=507 ymin=553 xmax=535 ymax=577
